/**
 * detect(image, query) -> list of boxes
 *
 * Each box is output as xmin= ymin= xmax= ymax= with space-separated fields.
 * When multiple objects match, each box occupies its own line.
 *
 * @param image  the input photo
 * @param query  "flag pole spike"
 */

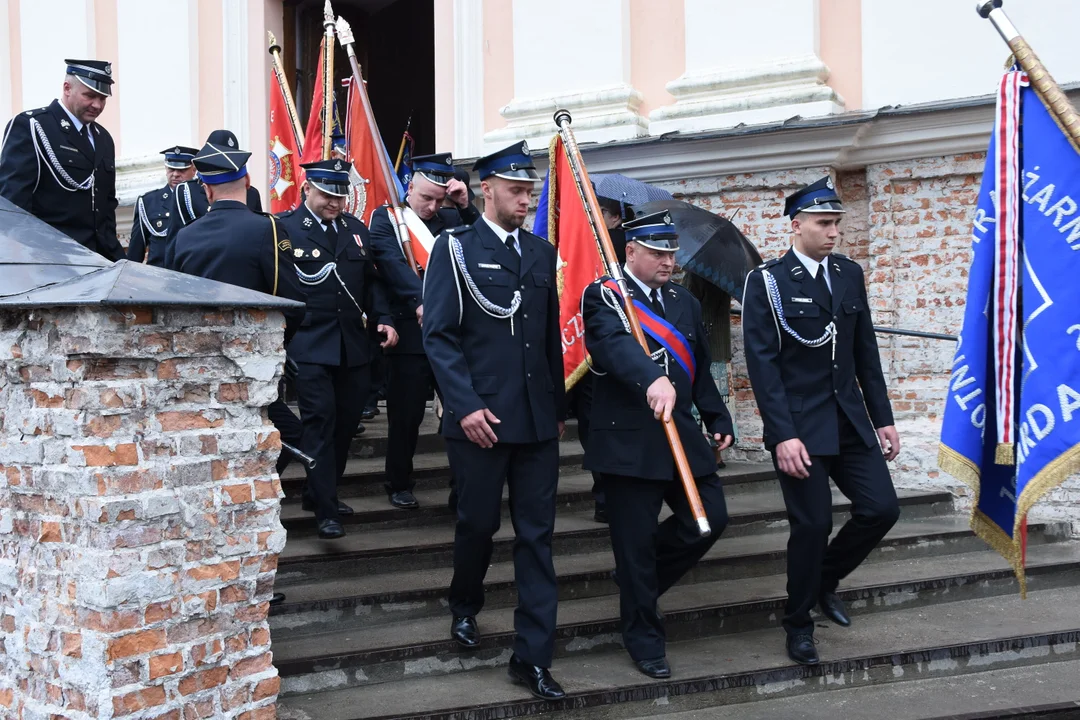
xmin=553 ymin=108 xmax=711 ymax=539
xmin=977 ymin=0 xmax=1080 ymax=152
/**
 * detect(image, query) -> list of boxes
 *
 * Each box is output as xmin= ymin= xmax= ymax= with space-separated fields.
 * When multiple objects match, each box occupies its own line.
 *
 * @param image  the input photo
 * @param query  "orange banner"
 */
xmin=268 ymin=70 xmax=301 ymax=214
xmin=341 ymin=77 xmax=397 ymax=224
xmin=546 ymin=135 xmax=605 ymax=389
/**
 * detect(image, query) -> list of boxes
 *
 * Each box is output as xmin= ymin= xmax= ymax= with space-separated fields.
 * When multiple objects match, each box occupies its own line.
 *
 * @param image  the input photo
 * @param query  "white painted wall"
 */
xmin=20 ymin=0 xmax=94 ymax=110
xmin=117 ymin=0 xmax=197 ymax=157
xmin=222 ymin=0 xmax=250 ymax=149
xmin=862 ymin=0 xmax=1080 ymax=110
xmin=684 ymin=0 xmax=818 ymax=72
xmin=0 ymin=0 xmax=11 ymax=120
xmin=511 ymin=0 xmax=631 ymax=99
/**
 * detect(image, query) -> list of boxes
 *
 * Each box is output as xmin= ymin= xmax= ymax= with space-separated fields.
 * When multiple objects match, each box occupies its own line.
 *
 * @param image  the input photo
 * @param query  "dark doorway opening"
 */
xmin=283 ymin=0 xmax=435 ymax=158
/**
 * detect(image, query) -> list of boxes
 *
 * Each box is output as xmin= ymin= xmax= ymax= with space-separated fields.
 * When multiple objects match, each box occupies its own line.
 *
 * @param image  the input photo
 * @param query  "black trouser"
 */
xmin=774 ymin=410 xmax=900 ymax=635
xmin=267 ymin=395 xmax=304 ymax=475
xmin=569 ymin=376 xmax=605 ymax=508
xmin=295 ymin=360 xmax=370 ymax=522
xmin=384 ymin=353 xmax=434 ymax=493
xmin=366 ymin=343 xmax=386 ymax=409
xmin=445 ymin=438 xmax=560 ymax=667
xmin=602 ymin=472 xmax=728 ymax=662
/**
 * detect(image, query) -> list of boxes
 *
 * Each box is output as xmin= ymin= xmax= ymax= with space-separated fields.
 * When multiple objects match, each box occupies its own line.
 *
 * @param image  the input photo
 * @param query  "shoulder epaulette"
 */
xmin=445 ymin=224 xmax=473 ymax=235
xmin=22 ymin=107 xmax=48 ymax=117
xmin=831 ymin=252 xmax=859 ymax=264
xmin=755 ymin=258 xmax=782 ymax=271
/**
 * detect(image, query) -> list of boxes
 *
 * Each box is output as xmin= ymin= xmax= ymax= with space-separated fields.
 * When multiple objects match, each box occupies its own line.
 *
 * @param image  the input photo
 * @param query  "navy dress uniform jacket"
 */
xmin=170 ymin=199 xmax=306 ymax=338
xmin=274 ymin=208 xmax=392 ymax=368
xmin=422 ymin=219 xmax=565 ymax=443
xmin=581 ymin=278 xmax=733 ymax=481
xmin=163 ymin=180 xmax=263 ymax=269
xmin=126 ymin=184 xmax=175 ymax=266
xmin=0 ymin=99 xmax=121 ymax=261
xmin=741 ymin=250 xmax=893 ymax=455
xmin=367 ymin=202 xmax=481 ymax=355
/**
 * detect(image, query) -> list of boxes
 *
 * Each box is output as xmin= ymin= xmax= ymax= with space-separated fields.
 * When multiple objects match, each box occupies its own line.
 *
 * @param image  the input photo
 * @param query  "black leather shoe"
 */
xmin=786 ymin=633 xmax=819 ymax=665
xmin=635 ymin=657 xmax=671 ymax=679
xmin=819 ymin=591 xmax=851 ymax=627
xmin=302 ymin=499 xmax=354 ymax=516
xmin=270 ymin=593 xmax=286 ymax=605
xmin=317 ymin=519 xmax=346 ymax=539
xmin=362 ymin=407 xmax=378 ymax=421
xmin=593 ymin=504 xmax=608 ymax=523
xmin=507 ymin=654 xmax=565 ymax=700
xmin=353 ymin=423 xmax=366 ymax=436
xmin=451 ymin=616 xmax=479 ymax=648
xmin=389 ymin=490 xmax=420 ymax=509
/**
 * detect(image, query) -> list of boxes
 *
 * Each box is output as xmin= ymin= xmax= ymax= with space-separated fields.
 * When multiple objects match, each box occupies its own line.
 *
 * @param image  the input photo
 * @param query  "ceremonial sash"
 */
xmin=602 ymin=279 xmax=696 ymax=380
xmin=391 ymin=206 xmax=436 ymax=270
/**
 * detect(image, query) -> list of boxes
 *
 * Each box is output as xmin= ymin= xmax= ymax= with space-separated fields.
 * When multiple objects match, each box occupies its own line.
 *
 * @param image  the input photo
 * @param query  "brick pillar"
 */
xmin=0 ymin=306 xmax=287 ymax=719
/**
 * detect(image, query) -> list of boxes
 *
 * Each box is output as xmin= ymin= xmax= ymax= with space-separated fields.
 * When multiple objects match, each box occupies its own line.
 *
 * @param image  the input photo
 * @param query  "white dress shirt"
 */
xmin=482 ymin=215 xmax=521 ymax=255
xmin=623 ymin=264 xmax=664 ymax=312
xmin=791 ymin=246 xmax=831 ymax=292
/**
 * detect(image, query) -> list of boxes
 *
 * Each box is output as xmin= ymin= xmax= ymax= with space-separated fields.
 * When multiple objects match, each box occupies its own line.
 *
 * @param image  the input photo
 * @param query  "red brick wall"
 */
xmin=0 ymin=306 xmax=287 ymax=719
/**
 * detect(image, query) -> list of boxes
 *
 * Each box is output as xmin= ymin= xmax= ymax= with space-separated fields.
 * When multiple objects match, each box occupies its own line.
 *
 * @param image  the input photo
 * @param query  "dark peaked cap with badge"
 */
xmin=784 ymin=176 xmax=846 ymax=219
xmin=623 ymin=210 xmax=679 ymax=252
xmin=411 ymin=153 xmax=456 ymax=186
xmin=65 ymin=59 xmax=114 ymax=96
xmin=473 ymin=140 xmax=541 ymax=182
xmin=301 ymin=159 xmax=352 ymax=197
xmin=192 ymin=130 xmax=251 ymax=185
xmin=161 ymin=146 xmax=198 ymax=169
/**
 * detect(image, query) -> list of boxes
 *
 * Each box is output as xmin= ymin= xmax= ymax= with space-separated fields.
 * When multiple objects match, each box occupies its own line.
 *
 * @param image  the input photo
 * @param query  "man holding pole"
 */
xmin=741 ymin=177 xmax=900 ymax=666
xmin=368 ymin=152 xmax=478 ymax=510
xmin=580 ymin=211 xmax=734 ymax=679
xmin=422 ymin=141 xmax=566 ymax=701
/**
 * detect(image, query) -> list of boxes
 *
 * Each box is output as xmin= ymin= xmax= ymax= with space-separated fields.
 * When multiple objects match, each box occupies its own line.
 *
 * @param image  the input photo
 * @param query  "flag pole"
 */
xmin=267 ymin=31 xmax=305 ymax=154
xmin=320 ymin=1 xmax=336 ymax=160
xmin=336 ymin=15 xmax=421 ymax=277
xmin=553 ymin=109 xmax=711 ymax=538
xmin=977 ymin=1 xmax=1080 ymax=152
xmin=394 ymin=113 xmax=413 ymax=173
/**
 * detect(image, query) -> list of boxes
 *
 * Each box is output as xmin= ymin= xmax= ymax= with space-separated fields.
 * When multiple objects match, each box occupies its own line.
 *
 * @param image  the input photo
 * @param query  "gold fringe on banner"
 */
xmin=938 ymin=443 xmax=1027 ymax=596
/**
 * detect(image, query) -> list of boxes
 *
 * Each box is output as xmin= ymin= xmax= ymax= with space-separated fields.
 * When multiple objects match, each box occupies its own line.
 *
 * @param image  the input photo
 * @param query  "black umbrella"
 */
xmin=636 ymin=199 xmax=763 ymax=297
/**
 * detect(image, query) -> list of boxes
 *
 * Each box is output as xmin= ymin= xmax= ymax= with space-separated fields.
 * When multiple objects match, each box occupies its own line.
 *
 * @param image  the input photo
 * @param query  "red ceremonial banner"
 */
xmin=300 ymin=39 xmax=327 ymax=166
xmin=268 ymin=70 xmax=301 ymax=214
xmin=547 ymin=135 xmax=605 ymax=389
xmin=341 ymin=76 xmax=396 ymax=224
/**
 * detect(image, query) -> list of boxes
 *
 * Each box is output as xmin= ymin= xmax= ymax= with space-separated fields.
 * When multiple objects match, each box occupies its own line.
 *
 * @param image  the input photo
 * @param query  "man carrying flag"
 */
xmin=939 ymin=17 xmax=1080 ymax=595
xmin=368 ymin=152 xmax=479 ymax=509
xmin=580 ymin=211 xmax=734 ymax=679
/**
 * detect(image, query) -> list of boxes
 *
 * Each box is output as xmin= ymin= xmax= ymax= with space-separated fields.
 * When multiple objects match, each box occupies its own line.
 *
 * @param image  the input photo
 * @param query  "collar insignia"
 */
xmin=59 ymin=118 xmax=71 ymax=130
xmin=302 ymin=217 xmax=313 ymax=227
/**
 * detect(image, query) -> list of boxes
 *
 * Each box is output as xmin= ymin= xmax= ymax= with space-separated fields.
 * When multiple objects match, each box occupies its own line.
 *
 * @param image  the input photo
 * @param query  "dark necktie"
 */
xmin=324 ymin=220 xmax=339 ymax=248
xmin=504 ymin=234 xmax=517 ymax=255
xmin=815 ymin=264 xmax=831 ymax=298
xmin=649 ymin=287 xmax=665 ymax=319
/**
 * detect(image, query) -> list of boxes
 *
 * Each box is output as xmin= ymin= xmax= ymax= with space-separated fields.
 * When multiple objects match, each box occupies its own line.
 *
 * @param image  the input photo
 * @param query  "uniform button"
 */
xmin=833 ymin=364 xmax=839 ymax=370
xmin=834 ymin=389 xmax=838 ymax=394
xmin=525 ymin=343 xmax=530 ymax=349
xmin=523 ymin=314 xmax=528 ymax=319
xmin=527 ymin=373 xmax=531 ymax=378
xmin=833 ymin=316 xmax=838 ymax=321
xmin=165 ymin=212 xmax=170 ymax=217
xmin=520 ymin=284 xmax=525 ymax=289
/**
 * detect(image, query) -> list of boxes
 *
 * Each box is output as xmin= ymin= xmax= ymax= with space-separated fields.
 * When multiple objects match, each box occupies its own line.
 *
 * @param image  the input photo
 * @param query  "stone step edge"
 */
xmin=270 ymin=554 xmax=1080 ymax=676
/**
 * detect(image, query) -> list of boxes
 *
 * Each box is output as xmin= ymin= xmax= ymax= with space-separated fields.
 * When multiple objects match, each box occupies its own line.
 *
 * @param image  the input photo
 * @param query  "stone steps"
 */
xmin=274 ymin=585 xmax=1080 ymax=719
xmin=271 ymin=544 xmax=1080 ymax=694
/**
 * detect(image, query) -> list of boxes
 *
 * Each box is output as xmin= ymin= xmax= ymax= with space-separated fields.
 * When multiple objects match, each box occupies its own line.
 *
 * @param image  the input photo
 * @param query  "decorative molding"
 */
xmin=649 ymin=54 xmax=844 ymax=136
xmin=452 ymin=0 xmax=484 ymax=159
xmin=221 ymin=0 xmax=249 ymax=149
xmin=483 ymin=84 xmax=647 ymax=153
xmin=115 ymin=154 xmax=164 ymax=207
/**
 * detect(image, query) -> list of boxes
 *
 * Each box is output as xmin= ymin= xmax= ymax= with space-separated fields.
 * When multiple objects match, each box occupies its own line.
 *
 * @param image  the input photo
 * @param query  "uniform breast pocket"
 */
xmin=783 ymin=303 xmax=820 ymax=319
xmin=530 ymin=272 xmax=552 ymax=290
xmin=345 ymin=244 xmax=367 ymax=261
xmin=475 ymin=270 xmax=511 ymax=287
xmin=843 ymin=299 xmax=863 ymax=315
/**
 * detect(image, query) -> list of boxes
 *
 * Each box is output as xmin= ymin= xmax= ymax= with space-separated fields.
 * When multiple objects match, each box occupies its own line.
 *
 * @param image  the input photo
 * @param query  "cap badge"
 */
xmin=663 ymin=212 xmax=672 ymax=225
xmin=521 ymin=141 xmax=531 ymax=156
xmin=227 ymin=137 xmax=235 ymax=147
xmin=334 ymin=160 xmax=343 ymax=171
xmin=173 ymin=147 xmax=180 ymax=153
xmin=445 ymin=157 xmax=452 ymax=165
xmin=826 ymin=177 xmax=835 ymax=190
xmin=104 ymin=62 xmax=112 ymax=76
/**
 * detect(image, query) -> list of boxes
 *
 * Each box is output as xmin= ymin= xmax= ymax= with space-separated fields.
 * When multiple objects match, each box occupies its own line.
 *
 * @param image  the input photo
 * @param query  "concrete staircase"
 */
xmin=273 ymin=411 xmax=1080 ymax=720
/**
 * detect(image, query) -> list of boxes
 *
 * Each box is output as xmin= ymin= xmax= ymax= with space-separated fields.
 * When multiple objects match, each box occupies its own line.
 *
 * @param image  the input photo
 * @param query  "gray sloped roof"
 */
xmin=0 ymin=196 xmax=303 ymax=309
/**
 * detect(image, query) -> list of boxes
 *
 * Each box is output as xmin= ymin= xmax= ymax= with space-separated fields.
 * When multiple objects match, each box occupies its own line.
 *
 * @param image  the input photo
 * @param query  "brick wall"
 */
xmin=0 ymin=306 xmax=288 ymax=719
xmin=654 ymin=153 xmax=1079 ymax=533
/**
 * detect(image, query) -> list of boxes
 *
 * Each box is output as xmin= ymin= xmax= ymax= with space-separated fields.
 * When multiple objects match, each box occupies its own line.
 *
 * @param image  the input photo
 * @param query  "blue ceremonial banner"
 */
xmin=939 ymin=70 xmax=1080 ymax=593
xmin=532 ymin=163 xmax=552 ymax=239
